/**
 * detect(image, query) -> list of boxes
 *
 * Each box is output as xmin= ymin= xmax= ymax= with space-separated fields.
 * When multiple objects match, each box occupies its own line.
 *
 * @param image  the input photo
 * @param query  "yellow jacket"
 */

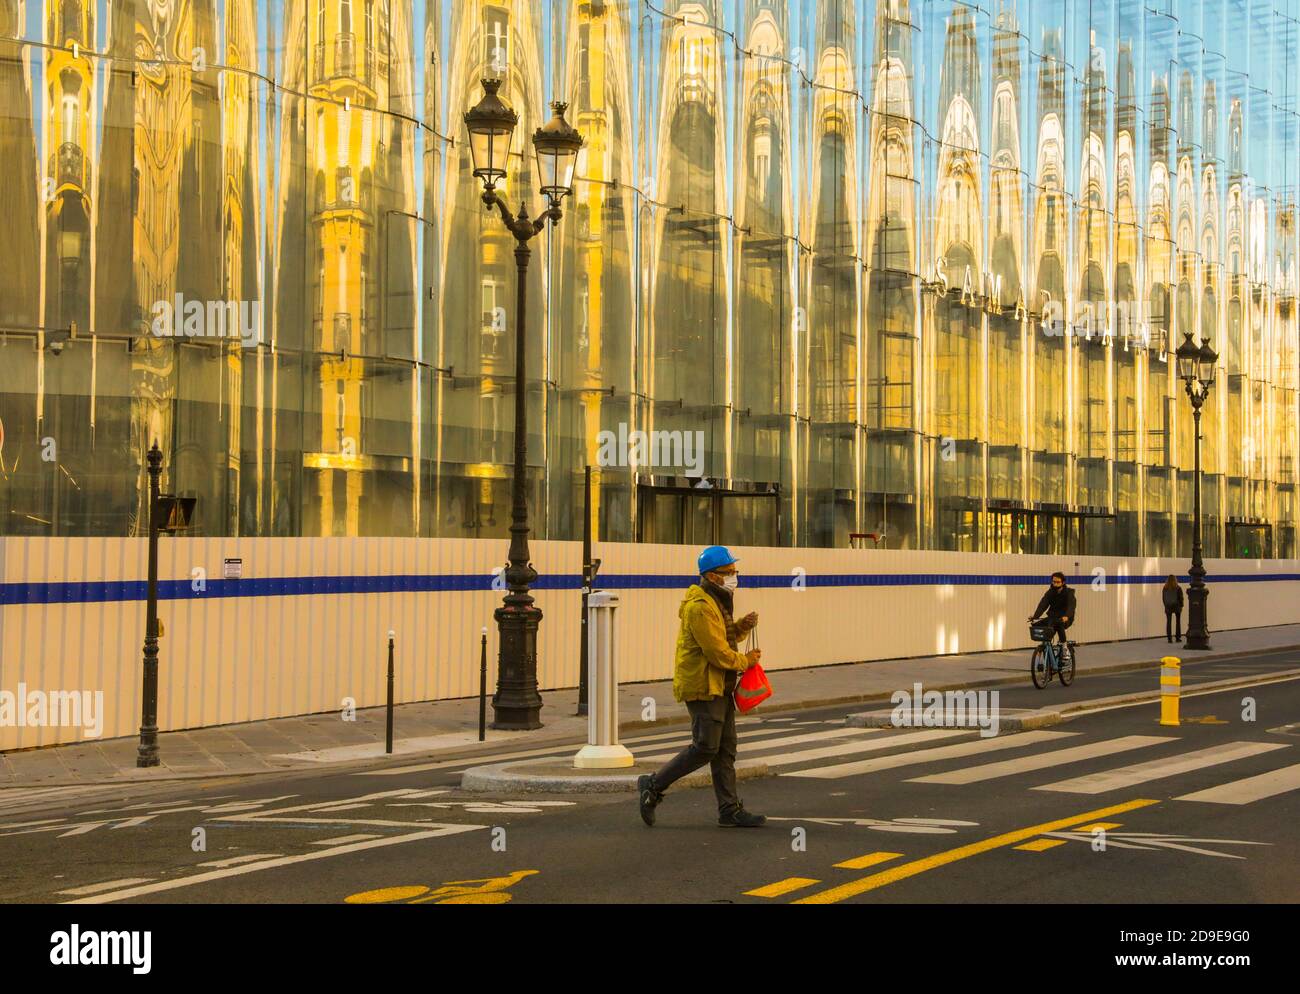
xmin=673 ymin=584 xmax=755 ymax=702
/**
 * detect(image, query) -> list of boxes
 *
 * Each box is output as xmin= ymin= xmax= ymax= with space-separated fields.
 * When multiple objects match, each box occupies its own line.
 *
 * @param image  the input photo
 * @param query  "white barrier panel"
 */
xmin=2 ymin=536 xmax=1298 ymax=749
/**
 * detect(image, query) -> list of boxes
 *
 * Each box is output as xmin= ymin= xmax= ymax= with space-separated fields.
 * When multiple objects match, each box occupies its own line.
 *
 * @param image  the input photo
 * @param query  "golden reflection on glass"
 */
xmin=0 ymin=0 xmax=1293 ymax=559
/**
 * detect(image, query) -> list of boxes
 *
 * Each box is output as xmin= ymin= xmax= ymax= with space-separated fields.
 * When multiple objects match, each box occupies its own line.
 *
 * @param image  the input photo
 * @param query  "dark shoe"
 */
xmin=718 ymin=808 xmax=766 ymax=828
xmin=637 ymin=774 xmax=662 ymax=827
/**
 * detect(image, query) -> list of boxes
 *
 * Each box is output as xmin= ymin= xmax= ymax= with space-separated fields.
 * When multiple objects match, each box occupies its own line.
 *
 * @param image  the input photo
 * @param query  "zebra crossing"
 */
xmin=360 ymin=715 xmax=1300 ymax=809
xmin=1034 ymin=741 xmax=1289 ymax=795
xmin=642 ymin=721 xmax=1294 ymax=807
xmin=907 ymin=735 xmax=1176 ymax=785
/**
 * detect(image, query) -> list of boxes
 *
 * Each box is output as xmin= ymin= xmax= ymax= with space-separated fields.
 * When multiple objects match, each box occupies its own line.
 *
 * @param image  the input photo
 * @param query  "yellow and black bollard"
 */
xmin=1160 ymin=655 xmax=1181 ymax=726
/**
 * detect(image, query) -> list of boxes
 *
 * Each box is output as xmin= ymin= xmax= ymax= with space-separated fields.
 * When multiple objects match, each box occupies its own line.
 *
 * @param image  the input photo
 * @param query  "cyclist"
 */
xmin=1028 ymin=570 xmax=1077 ymax=649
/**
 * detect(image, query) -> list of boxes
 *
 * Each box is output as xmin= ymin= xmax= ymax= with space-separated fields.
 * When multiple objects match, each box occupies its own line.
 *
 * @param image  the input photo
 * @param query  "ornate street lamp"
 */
xmin=137 ymin=442 xmax=196 ymax=767
xmin=464 ymin=80 xmax=583 ymax=729
xmin=1175 ymin=332 xmax=1218 ymax=651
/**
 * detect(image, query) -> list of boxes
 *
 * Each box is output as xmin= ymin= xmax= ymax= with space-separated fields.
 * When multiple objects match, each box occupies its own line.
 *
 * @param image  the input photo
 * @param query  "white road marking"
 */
xmin=0 ymin=784 xmax=123 ymax=804
xmin=82 ymin=799 xmax=196 ymax=814
xmin=64 ymin=825 xmax=488 ymax=904
xmin=909 ymin=735 xmax=1176 ymax=785
xmin=58 ymin=821 xmax=110 ymax=837
xmin=354 ymin=723 xmax=810 ymax=776
xmin=785 ymin=730 xmax=1077 ymax=779
xmin=355 ymin=732 xmax=686 ymax=776
xmin=57 ymin=878 xmax=154 ymax=896
xmin=1035 ymin=741 xmax=1290 ymax=794
xmin=203 ymin=789 xmax=485 ymax=829
xmin=221 ymin=790 xmax=416 ymax=819
xmin=639 ymin=727 xmax=875 ymax=762
xmin=110 ymin=816 xmax=156 ymax=828
xmin=311 ymin=834 xmax=381 ymax=845
xmin=1042 ymin=830 xmax=1270 ymax=859
xmin=0 ymin=818 xmax=66 ymax=830
xmin=1175 ymin=761 xmax=1300 ymax=805
xmin=732 ymin=729 xmax=970 ymax=769
xmin=200 ymin=796 xmax=299 ymax=814
xmin=766 ymin=815 xmax=979 ymax=833
xmin=197 ymin=853 xmax=282 ymax=868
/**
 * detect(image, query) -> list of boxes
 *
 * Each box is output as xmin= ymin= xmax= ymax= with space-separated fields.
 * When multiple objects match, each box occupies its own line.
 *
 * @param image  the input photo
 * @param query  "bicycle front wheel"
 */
xmin=1031 ymin=646 xmax=1050 ymax=689
xmin=1059 ymin=644 xmax=1077 ymax=686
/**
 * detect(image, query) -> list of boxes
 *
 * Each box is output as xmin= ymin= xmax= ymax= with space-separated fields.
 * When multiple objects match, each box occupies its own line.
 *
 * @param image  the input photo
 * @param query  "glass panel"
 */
xmin=0 ymin=0 xmax=1292 ymax=559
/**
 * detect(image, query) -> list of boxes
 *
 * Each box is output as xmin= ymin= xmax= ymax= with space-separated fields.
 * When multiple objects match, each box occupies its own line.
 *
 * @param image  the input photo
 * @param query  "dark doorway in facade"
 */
xmin=636 ymin=478 xmax=779 ymax=547
xmin=1225 ymin=519 xmax=1271 ymax=559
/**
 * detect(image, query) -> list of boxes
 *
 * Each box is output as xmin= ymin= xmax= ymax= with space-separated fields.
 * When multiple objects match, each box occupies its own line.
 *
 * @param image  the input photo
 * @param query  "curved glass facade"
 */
xmin=0 ymin=0 xmax=1297 ymax=557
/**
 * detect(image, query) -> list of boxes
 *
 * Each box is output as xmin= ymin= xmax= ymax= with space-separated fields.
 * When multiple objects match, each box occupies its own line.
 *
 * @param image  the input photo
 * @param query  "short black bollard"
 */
xmin=385 ymin=630 xmax=395 ymax=755
xmin=478 ymin=627 xmax=488 ymax=742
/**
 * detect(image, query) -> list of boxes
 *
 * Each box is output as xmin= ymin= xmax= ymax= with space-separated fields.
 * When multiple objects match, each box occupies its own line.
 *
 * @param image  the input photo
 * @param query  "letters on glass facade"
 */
xmin=0 ymin=0 xmax=1297 ymax=558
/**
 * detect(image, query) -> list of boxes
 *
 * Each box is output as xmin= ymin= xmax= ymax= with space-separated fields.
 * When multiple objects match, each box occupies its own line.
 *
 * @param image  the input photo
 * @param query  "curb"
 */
xmin=461 ymin=757 xmax=772 ymax=794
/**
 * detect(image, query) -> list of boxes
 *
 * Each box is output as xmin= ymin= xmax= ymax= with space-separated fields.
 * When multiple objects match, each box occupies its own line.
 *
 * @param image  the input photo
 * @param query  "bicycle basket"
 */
xmin=1029 ymin=622 xmax=1056 ymax=642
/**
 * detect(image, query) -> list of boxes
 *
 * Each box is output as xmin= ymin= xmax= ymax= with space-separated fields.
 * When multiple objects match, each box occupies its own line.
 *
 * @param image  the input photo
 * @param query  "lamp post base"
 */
xmin=136 ymin=735 xmax=160 ymax=768
xmin=491 ymin=603 xmax=544 ymax=730
xmin=1185 ymin=585 xmax=1211 ymax=650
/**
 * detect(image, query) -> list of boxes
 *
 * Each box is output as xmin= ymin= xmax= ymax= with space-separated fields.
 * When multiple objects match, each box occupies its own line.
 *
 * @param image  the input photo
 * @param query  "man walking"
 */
xmin=637 ymin=546 xmax=766 ymax=828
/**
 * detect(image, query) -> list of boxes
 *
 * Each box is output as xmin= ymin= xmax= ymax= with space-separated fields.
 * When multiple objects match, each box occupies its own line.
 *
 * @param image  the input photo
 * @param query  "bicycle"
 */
xmin=1027 ymin=619 xmax=1077 ymax=689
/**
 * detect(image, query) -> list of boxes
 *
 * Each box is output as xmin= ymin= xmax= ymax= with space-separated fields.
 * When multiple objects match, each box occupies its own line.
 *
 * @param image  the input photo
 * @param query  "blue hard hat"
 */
xmin=698 ymin=545 xmax=738 ymax=574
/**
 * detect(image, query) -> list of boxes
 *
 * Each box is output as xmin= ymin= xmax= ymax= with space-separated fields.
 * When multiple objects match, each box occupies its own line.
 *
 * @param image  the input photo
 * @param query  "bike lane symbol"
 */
xmin=345 ymin=869 xmax=539 ymax=905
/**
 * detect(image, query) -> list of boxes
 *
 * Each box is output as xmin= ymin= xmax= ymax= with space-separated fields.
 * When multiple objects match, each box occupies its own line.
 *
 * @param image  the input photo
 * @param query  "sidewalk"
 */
xmin=3 ymin=624 xmax=1298 ymax=788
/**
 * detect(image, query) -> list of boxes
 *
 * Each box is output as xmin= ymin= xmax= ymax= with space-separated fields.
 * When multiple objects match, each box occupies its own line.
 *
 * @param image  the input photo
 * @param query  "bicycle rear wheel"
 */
xmin=1031 ymin=646 xmax=1050 ymax=689
xmin=1059 ymin=643 xmax=1077 ymax=686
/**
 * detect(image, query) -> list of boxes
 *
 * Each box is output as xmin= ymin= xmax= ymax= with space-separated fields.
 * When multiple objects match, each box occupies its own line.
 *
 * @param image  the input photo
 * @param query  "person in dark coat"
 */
xmin=1162 ymin=574 xmax=1185 ymax=642
xmin=1028 ymin=571 xmax=1076 ymax=646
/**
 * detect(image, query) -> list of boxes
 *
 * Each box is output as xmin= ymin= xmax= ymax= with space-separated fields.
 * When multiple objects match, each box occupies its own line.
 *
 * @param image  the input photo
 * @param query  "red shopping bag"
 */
xmin=735 ymin=663 xmax=773 ymax=712
xmin=735 ymin=629 xmax=773 ymax=713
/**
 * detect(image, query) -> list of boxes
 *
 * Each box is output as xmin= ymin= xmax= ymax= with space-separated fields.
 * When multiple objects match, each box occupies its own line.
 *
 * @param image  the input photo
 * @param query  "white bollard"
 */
xmin=574 ymin=590 xmax=635 ymax=769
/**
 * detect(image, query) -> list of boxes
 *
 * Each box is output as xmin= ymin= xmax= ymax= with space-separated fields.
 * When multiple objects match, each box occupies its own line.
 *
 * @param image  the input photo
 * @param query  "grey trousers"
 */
xmin=651 ymin=694 xmax=740 ymax=815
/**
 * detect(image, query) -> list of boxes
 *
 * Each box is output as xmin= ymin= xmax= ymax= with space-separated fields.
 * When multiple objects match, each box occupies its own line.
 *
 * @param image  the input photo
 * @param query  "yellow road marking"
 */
xmin=1015 ymin=838 xmax=1068 ymax=852
xmin=345 ymin=869 xmax=538 ymax=905
xmin=1075 ymin=822 xmax=1122 ymax=832
xmin=791 ymin=798 xmax=1159 ymax=905
xmin=744 ymin=877 xmax=821 ymax=898
xmin=346 ymin=885 xmax=429 ymax=904
xmin=834 ymin=851 xmax=903 ymax=870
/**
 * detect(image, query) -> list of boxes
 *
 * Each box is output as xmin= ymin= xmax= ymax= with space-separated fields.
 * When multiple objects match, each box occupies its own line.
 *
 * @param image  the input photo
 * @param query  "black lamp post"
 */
xmin=464 ymin=79 xmax=583 ymax=729
xmin=1175 ymin=332 xmax=1218 ymax=651
xmin=137 ymin=442 xmax=196 ymax=767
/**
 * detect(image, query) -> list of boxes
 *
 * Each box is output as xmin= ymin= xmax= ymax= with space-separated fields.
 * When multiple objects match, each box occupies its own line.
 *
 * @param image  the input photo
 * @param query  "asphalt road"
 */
xmin=1 ymin=647 xmax=1297 ymax=905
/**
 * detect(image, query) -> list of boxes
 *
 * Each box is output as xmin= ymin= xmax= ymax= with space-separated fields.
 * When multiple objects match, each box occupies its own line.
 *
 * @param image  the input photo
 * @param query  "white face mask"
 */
xmin=721 ymin=575 xmax=739 ymax=591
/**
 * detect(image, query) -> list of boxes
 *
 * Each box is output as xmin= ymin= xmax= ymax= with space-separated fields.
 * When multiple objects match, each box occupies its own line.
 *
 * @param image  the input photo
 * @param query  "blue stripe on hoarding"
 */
xmin=0 ymin=571 xmax=1297 ymax=606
